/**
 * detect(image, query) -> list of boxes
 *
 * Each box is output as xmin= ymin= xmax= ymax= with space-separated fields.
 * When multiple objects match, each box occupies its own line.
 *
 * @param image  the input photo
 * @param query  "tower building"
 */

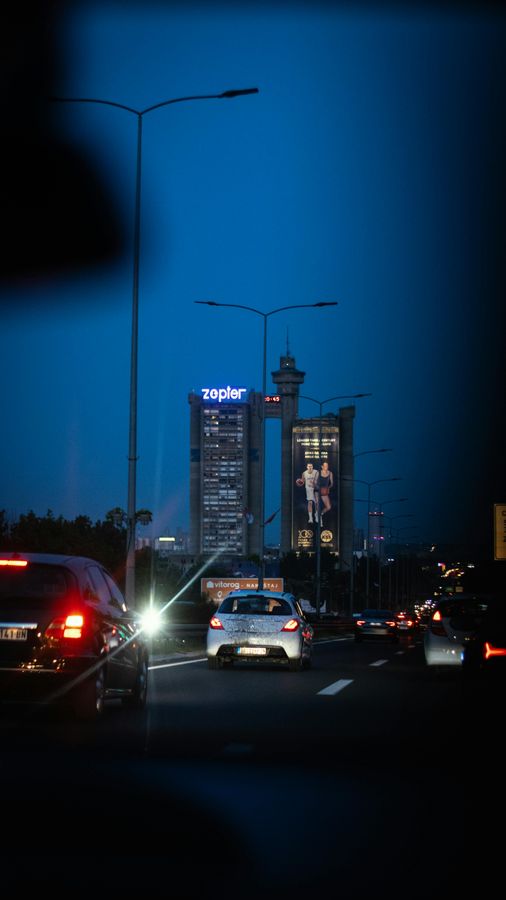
xmin=188 ymin=354 xmax=355 ymax=579
xmin=188 ymin=387 xmax=263 ymax=556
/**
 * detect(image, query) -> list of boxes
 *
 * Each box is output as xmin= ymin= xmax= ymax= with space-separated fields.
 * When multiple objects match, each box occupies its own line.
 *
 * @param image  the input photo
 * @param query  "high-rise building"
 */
xmin=188 ymin=387 xmax=263 ymax=556
xmin=188 ymin=355 xmax=355 ymax=577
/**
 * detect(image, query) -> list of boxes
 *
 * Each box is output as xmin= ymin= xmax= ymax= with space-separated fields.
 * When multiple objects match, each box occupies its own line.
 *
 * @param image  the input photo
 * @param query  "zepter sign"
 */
xmin=201 ymin=387 xmax=248 ymax=402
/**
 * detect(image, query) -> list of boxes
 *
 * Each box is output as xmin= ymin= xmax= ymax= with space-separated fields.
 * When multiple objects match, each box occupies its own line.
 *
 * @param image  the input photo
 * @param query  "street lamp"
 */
xmin=354 ymin=448 xmax=393 ymax=459
xmin=195 ymin=300 xmax=338 ymax=589
xmin=344 ymin=476 xmax=402 ymax=602
xmin=299 ymin=394 xmax=372 ymax=617
xmin=53 ymin=87 xmax=258 ymax=606
xmin=371 ymin=498 xmax=408 ymax=607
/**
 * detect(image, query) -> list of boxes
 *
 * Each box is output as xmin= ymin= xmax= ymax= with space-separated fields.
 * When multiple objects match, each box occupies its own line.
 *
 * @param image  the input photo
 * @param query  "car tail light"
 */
xmin=356 ymin=620 xmax=365 ymax=627
xmin=209 ymin=616 xmax=224 ymax=630
xmin=45 ymin=613 xmax=85 ymax=641
xmin=406 ymin=620 xmax=414 ymax=627
xmin=430 ymin=609 xmax=447 ymax=636
xmin=63 ymin=614 xmax=84 ymax=639
xmin=386 ymin=621 xmax=396 ymax=627
xmin=483 ymin=642 xmax=506 ymax=660
xmin=0 ymin=559 xmax=28 ymax=567
xmin=281 ymin=619 xmax=300 ymax=632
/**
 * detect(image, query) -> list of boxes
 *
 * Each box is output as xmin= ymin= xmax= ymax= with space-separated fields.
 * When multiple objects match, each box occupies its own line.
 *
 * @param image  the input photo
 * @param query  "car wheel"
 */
xmin=74 ymin=666 xmax=105 ymax=720
xmin=122 ymin=658 xmax=148 ymax=709
xmin=289 ymin=655 xmax=303 ymax=672
xmin=208 ymin=656 xmax=221 ymax=669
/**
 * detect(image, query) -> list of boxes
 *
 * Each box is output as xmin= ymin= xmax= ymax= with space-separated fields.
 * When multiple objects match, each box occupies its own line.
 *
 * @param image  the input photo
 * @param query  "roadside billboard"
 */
xmin=201 ymin=577 xmax=284 ymax=604
xmin=292 ymin=422 xmax=339 ymax=552
xmin=494 ymin=503 xmax=506 ymax=560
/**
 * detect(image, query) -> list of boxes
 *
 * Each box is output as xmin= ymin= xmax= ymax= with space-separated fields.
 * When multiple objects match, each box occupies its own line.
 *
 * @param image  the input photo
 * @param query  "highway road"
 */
xmin=1 ymin=632 xmax=501 ymax=898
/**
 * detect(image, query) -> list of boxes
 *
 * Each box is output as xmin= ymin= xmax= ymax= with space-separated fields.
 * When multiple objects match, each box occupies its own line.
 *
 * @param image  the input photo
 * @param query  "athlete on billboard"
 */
xmin=318 ymin=461 xmax=334 ymax=524
xmin=296 ymin=462 xmax=320 ymax=523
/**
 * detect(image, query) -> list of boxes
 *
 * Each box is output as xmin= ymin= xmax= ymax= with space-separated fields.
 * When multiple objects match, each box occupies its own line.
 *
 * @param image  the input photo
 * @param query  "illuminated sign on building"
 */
xmin=264 ymin=395 xmax=280 ymax=403
xmin=292 ymin=423 xmax=339 ymax=552
xmin=201 ymin=386 xmax=248 ymax=402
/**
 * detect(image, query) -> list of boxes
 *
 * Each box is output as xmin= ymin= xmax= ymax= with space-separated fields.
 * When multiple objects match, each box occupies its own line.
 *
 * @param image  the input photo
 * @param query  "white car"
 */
xmin=424 ymin=594 xmax=489 ymax=667
xmin=206 ymin=589 xmax=313 ymax=671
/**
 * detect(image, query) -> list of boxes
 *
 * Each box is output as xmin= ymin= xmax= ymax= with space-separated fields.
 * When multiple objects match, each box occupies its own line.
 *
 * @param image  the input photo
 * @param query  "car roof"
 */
xmin=0 ymin=551 xmax=105 ymax=570
xmin=224 ymin=589 xmax=296 ymax=601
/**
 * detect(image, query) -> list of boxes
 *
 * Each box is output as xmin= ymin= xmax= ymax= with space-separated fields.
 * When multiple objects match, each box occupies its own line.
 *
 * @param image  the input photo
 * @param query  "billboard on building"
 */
xmin=292 ymin=423 xmax=339 ymax=552
xmin=201 ymin=577 xmax=284 ymax=604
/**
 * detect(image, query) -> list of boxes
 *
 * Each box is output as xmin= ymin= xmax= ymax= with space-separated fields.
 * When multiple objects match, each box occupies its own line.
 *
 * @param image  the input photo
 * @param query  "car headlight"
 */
xmin=140 ymin=608 xmax=163 ymax=636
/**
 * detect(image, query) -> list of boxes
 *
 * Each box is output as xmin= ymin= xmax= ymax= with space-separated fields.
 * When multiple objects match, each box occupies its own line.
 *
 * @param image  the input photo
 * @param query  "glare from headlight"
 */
xmin=140 ymin=608 xmax=163 ymax=636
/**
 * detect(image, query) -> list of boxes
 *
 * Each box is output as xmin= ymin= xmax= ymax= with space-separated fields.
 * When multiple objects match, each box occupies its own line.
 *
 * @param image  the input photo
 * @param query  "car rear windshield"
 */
xmin=219 ymin=595 xmax=292 ymax=615
xmin=0 ymin=564 xmax=76 ymax=602
xmin=438 ymin=598 xmax=489 ymax=617
xmin=362 ymin=609 xmax=394 ymax=618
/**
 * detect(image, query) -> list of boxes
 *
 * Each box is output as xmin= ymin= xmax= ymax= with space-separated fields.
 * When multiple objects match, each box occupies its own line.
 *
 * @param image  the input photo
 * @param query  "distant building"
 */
xmin=188 ymin=387 xmax=263 ymax=556
xmin=187 ymin=353 xmax=355 ymax=576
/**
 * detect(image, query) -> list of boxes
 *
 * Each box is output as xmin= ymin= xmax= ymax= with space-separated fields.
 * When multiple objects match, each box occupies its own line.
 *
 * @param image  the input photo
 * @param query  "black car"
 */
xmin=462 ymin=596 xmax=506 ymax=681
xmin=0 ymin=552 xmax=149 ymax=718
xmin=354 ymin=609 xmax=398 ymax=642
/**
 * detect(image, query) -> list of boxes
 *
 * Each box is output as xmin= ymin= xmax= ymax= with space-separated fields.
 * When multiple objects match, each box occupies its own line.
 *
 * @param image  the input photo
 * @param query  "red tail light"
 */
xmin=356 ymin=620 xmax=365 ymax=627
xmin=386 ymin=621 xmax=396 ymax=627
xmin=63 ymin=614 xmax=84 ymax=639
xmin=209 ymin=616 xmax=224 ymax=630
xmin=281 ymin=619 xmax=300 ymax=632
xmin=45 ymin=613 xmax=85 ymax=641
xmin=483 ymin=642 xmax=506 ymax=660
xmin=430 ymin=609 xmax=447 ymax=636
xmin=0 ymin=559 xmax=28 ymax=567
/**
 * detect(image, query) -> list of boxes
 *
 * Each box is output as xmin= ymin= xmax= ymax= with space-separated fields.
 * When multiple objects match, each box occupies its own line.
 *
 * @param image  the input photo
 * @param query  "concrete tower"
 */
xmin=271 ymin=352 xmax=306 ymax=554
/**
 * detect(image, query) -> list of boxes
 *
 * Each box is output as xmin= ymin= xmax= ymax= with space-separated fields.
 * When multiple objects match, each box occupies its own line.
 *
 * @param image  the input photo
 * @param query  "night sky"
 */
xmin=1 ymin=1 xmax=505 ymax=554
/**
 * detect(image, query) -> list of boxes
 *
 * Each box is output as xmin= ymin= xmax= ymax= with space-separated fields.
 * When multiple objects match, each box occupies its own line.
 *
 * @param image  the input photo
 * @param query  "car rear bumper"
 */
xmin=0 ymin=657 xmax=98 ymax=702
xmin=207 ymin=631 xmax=306 ymax=661
xmin=424 ymin=643 xmax=463 ymax=666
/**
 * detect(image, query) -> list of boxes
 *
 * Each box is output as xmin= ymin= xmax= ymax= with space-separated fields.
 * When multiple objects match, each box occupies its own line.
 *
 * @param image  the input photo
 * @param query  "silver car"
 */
xmin=424 ymin=594 xmax=489 ymax=667
xmin=206 ymin=590 xmax=313 ymax=671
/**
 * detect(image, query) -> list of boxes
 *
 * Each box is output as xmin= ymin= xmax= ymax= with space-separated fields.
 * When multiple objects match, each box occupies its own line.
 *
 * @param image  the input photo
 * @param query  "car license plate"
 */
xmin=0 ymin=627 xmax=28 ymax=641
xmin=236 ymin=646 xmax=267 ymax=656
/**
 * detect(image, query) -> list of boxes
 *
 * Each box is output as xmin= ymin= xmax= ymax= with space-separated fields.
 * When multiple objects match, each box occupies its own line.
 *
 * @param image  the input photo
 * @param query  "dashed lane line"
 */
xmin=317 ymin=678 xmax=354 ymax=696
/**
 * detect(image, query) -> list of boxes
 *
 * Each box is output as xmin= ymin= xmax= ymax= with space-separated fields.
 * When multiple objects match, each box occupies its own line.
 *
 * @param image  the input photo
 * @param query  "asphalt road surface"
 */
xmin=1 ymin=633 xmax=501 ymax=898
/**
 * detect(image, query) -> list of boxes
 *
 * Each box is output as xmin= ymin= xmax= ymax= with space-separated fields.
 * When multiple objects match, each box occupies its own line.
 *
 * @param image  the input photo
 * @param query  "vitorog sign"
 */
xmin=201 ymin=578 xmax=284 ymax=603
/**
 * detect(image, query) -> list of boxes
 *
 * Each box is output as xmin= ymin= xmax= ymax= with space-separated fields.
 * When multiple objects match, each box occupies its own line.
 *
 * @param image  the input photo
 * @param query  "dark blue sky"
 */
xmin=1 ymin=1 xmax=504 ymax=552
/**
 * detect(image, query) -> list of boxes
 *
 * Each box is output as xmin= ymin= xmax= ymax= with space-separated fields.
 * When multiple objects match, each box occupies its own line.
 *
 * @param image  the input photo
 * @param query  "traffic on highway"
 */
xmin=1 ymin=567 xmax=502 ymax=899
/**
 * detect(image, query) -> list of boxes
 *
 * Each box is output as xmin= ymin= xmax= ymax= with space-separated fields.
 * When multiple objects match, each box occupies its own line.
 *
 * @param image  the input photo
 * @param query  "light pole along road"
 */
xmin=344 ymin=476 xmax=402 ymax=603
xmin=298 ymin=394 xmax=372 ymax=617
xmin=53 ymin=87 xmax=259 ymax=606
xmin=195 ymin=301 xmax=338 ymax=589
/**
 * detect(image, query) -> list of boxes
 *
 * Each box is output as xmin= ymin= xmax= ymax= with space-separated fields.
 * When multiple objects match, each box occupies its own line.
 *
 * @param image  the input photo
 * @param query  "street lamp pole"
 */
xmin=299 ymin=393 xmax=372 ymax=617
xmin=372 ymin=498 xmax=408 ymax=607
xmin=53 ymin=87 xmax=258 ymax=606
xmin=196 ymin=301 xmax=337 ymax=590
xmin=345 ymin=476 xmax=401 ymax=604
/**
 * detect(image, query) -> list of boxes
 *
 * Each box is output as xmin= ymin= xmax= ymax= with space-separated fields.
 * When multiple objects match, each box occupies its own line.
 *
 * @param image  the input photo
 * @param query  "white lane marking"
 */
xmin=395 ymin=651 xmax=405 ymax=655
xmin=149 ymin=658 xmax=207 ymax=670
xmin=315 ymin=636 xmax=352 ymax=644
xmin=318 ymin=678 xmax=353 ymax=696
xmin=370 ymin=659 xmax=388 ymax=667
